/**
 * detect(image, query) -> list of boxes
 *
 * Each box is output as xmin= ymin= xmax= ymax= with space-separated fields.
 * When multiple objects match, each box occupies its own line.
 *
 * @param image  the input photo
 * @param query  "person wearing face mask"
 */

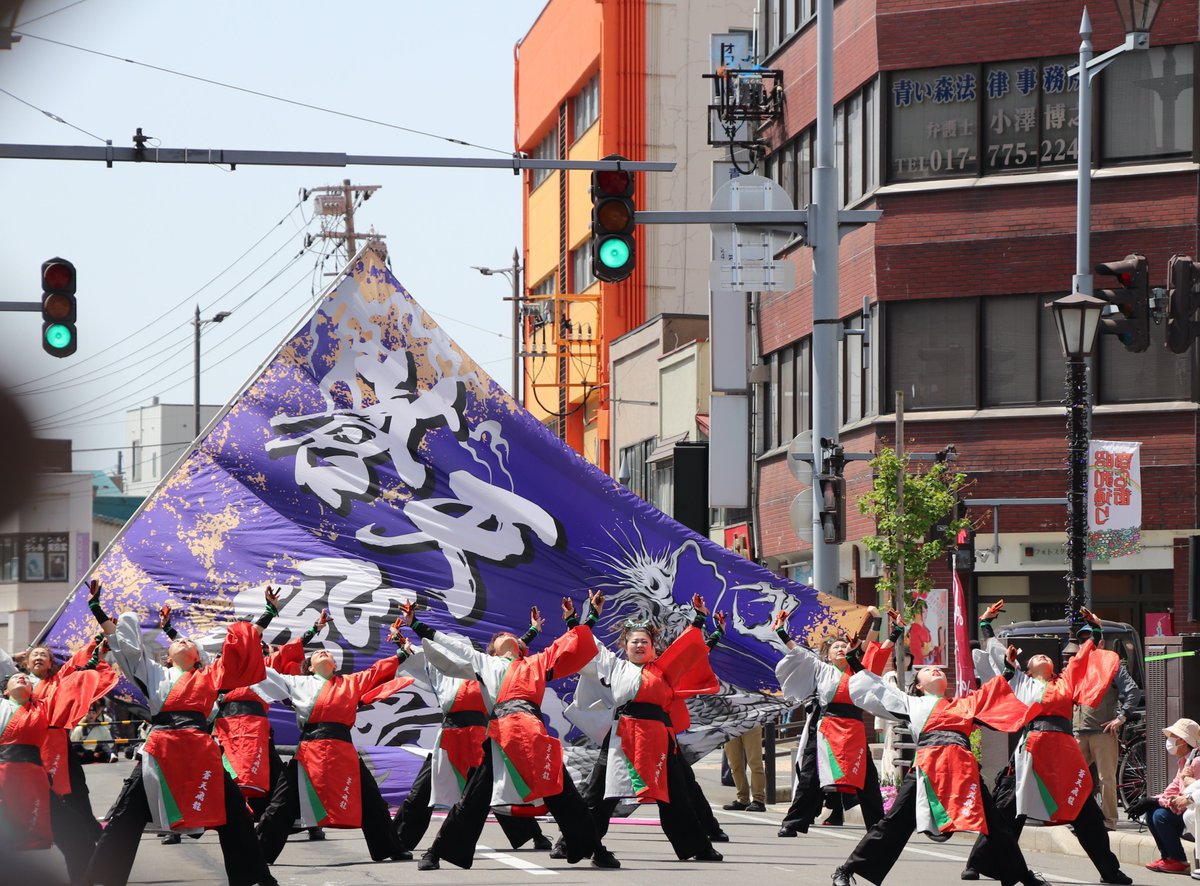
xmin=253 ymin=620 xmax=415 ymax=864
xmin=1144 ymin=717 xmax=1200 ymax=874
xmin=775 ymin=605 xmax=896 ymax=838
xmin=562 ymin=593 xmax=724 ymax=862
xmin=964 ymin=602 xmax=1129 ymax=885
xmin=408 ymin=592 xmax=616 ymax=871
xmin=828 ymin=623 xmax=1046 ymax=886
xmin=82 ymin=580 xmax=277 ymax=886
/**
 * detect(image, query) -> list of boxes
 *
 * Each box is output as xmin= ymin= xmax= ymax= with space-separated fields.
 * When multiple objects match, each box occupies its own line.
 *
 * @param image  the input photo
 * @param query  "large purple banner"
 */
xmin=40 ymin=250 xmax=861 ymax=765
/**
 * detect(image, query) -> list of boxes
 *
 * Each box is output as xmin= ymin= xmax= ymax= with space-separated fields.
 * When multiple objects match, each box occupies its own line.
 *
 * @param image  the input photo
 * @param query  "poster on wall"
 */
xmin=1087 ymin=440 xmax=1142 ymax=560
xmin=907 ymin=587 xmax=948 ymax=668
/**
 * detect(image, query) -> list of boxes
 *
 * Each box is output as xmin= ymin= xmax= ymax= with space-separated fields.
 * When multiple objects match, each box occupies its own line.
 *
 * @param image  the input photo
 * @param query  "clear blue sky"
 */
xmin=0 ymin=0 xmax=547 ymax=476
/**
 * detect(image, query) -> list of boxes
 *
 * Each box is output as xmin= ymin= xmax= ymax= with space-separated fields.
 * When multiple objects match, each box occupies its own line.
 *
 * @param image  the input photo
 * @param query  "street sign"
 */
xmin=789 ymin=489 xmax=814 ymax=544
xmin=787 ymin=430 xmax=814 ymax=485
xmin=710 ymin=174 xmax=798 ymax=292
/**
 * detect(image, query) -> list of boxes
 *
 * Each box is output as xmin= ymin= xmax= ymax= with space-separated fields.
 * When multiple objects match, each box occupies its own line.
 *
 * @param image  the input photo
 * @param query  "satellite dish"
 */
xmin=789 ymin=489 xmax=814 ymax=544
xmin=787 ymin=430 xmax=814 ymax=485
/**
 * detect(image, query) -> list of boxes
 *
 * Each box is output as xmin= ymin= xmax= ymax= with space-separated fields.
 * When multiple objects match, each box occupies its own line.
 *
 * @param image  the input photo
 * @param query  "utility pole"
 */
xmin=893 ymin=391 xmax=906 ymax=677
xmin=305 ymin=180 xmax=383 ymax=262
xmin=510 ymin=247 xmax=521 ymax=404
xmin=810 ymin=0 xmax=841 ymax=595
xmin=194 ymin=306 xmax=230 ymax=439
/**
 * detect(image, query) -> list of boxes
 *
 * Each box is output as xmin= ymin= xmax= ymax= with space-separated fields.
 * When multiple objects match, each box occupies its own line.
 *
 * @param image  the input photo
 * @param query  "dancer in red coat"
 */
xmin=82 ymin=581 xmax=277 ymax=886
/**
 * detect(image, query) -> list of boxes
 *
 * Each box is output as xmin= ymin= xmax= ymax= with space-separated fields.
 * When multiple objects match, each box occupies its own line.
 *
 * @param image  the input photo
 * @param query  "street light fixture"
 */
xmin=473 ymin=248 xmax=523 ymax=406
xmin=194 ymin=306 xmax=231 ymax=439
xmin=1112 ymin=0 xmax=1165 ymax=42
xmin=1049 ymin=291 xmax=1107 ymax=635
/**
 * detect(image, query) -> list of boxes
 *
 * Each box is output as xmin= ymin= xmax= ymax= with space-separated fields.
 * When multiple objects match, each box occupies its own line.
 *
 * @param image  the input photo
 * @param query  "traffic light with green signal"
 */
xmin=590 ymin=155 xmax=636 ymax=284
xmin=1094 ymin=253 xmax=1149 ymax=353
xmin=41 ymin=258 xmax=77 ymax=358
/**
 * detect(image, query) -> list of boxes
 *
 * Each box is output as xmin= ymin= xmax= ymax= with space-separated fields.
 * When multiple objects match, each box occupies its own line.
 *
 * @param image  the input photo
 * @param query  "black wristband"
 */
xmin=301 ymin=628 xmax=317 ymax=644
xmin=566 ymin=615 xmax=580 ymax=629
xmin=519 ymin=627 xmax=538 ymax=645
xmin=706 ymin=629 xmax=723 ymax=650
xmin=776 ymin=627 xmax=791 ymax=643
xmin=411 ymin=618 xmax=435 ymax=640
xmin=395 ymin=647 xmax=410 ymax=663
xmin=889 ymin=626 xmax=904 ymax=644
xmin=89 ymin=601 xmax=110 ymax=625
xmin=164 ymin=625 xmax=179 ymax=641
xmin=692 ymin=611 xmax=706 ymax=629
xmin=254 ymin=610 xmax=275 ymax=630
xmin=585 ymin=612 xmax=598 ymax=628
xmin=869 ymin=616 xmax=883 ymax=633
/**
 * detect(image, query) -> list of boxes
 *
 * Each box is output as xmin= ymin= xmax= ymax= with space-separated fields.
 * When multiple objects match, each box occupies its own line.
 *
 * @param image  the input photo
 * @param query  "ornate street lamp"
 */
xmin=1112 ymin=0 xmax=1166 ymax=42
xmin=1049 ymin=292 xmax=1106 ymax=633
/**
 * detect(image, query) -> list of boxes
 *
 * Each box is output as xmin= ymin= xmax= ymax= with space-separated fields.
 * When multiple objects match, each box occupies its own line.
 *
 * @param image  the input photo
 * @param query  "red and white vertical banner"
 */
xmin=1087 ymin=440 xmax=1142 ymax=559
xmin=952 ymin=568 xmax=975 ymax=697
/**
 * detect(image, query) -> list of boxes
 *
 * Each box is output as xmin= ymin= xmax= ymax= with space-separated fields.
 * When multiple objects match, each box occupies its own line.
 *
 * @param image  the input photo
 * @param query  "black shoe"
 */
xmin=822 ymin=810 xmax=844 ymax=827
xmin=693 ymin=847 xmax=724 ymax=862
xmin=391 ymin=850 xmax=413 ymax=861
xmin=1021 ymin=872 xmax=1052 ymax=886
xmin=745 ymin=801 xmax=767 ymax=813
xmin=532 ymin=834 xmax=553 ymax=851
xmin=418 ymin=852 xmax=440 ymax=871
xmin=710 ymin=828 xmax=730 ymax=843
xmin=833 ymin=865 xmax=854 ymax=886
xmin=723 ymin=800 xmax=750 ymax=810
xmin=257 ymin=878 xmax=279 ymax=886
xmin=591 ymin=846 xmax=621 ymax=869
xmin=961 ymin=867 xmax=980 ymax=881
xmin=160 ymin=833 xmax=181 ymax=845
xmin=307 ymin=827 xmax=325 ymax=841
xmin=778 ymin=824 xmax=800 ymax=837
xmin=1100 ymin=874 xmax=1132 ymax=886
xmin=548 ymin=838 xmax=567 ymax=860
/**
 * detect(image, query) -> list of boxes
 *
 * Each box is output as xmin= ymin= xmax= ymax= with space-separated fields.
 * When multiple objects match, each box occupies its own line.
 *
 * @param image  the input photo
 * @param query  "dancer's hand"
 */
xmin=983 ymin=600 xmax=1005 ymax=621
xmin=715 ymin=611 xmax=727 ymax=632
xmin=692 ymin=594 xmax=709 ymax=617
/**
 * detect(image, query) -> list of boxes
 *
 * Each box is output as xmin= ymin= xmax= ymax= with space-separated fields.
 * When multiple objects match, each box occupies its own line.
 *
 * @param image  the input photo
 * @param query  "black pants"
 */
xmin=968 ymin=768 xmax=1122 ymax=880
xmin=246 ymin=737 xmax=285 ymax=822
xmin=431 ymin=742 xmax=600 ymax=869
xmin=50 ymin=789 xmax=99 ymax=883
xmin=256 ymin=755 xmax=400 ymax=863
xmin=63 ymin=747 xmax=103 ymax=843
xmin=392 ymin=753 xmax=545 ymax=851
xmin=588 ymin=740 xmax=715 ymax=860
xmin=677 ymin=751 xmax=723 ymax=836
xmin=783 ymin=723 xmax=885 ymax=830
xmin=84 ymin=761 xmax=271 ymax=886
xmin=842 ymin=769 xmax=1029 ymax=886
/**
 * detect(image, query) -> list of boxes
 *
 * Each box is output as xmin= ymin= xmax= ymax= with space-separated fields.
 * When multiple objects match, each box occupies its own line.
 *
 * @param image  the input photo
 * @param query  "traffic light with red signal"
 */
xmin=1166 ymin=253 xmax=1200 ymax=354
xmin=590 ymin=155 xmax=636 ymax=284
xmin=41 ymin=258 xmax=77 ymax=358
xmin=816 ymin=473 xmax=846 ymax=545
xmin=1094 ymin=253 xmax=1149 ymax=352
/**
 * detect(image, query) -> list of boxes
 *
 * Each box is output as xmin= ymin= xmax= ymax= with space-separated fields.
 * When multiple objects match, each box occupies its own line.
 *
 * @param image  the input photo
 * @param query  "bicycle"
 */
xmin=1116 ymin=713 xmax=1147 ymax=811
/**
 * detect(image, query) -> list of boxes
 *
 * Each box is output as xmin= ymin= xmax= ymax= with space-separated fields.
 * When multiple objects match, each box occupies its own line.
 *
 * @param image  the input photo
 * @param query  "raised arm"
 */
xmin=86 ymin=579 xmax=117 ymax=636
xmin=403 ymin=601 xmax=489 ymax=681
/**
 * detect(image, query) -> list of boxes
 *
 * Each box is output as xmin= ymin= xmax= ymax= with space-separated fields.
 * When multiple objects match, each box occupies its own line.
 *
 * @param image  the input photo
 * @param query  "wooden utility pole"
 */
xmin=305 ymin=181 xmax=383 ymax=261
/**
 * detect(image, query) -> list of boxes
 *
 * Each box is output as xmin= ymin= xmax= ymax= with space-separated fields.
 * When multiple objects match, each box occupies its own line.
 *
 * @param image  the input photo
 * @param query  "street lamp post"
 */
xmin=1049 ymin=292 xmax=1106 ymax=632
xmin=472 ymin=248 xmax=523 ymax=405
xmin=193 ymin=305 xmax=231 ymax=439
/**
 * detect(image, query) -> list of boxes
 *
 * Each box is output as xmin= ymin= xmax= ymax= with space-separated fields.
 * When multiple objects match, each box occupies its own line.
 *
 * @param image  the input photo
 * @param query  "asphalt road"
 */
xmin=18 ymin=754 xmax=1189 ymax=886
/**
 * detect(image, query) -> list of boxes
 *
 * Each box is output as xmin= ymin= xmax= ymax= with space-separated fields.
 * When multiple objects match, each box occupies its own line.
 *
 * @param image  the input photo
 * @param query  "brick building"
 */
xmin=751 ymin=0 xmax=1199 ymax=631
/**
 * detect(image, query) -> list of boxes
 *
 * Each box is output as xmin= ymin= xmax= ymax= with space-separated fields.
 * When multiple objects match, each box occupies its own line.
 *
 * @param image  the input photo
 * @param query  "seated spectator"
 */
xmin=71 ymin=700 xmax=116 ymax=763
xmin=1146 ymin=718 xmax=1200 ymax=874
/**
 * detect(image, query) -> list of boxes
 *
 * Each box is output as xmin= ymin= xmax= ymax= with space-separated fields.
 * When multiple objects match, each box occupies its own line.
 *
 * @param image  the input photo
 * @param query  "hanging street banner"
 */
xmin=1087 ymin=440 xmax=1142 ymax=560
xmin=37 ymin=249 xmax=861 ymax=794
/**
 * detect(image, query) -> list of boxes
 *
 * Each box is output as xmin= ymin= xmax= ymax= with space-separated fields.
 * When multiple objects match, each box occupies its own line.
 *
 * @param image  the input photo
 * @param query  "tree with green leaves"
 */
xmin=858 ymin=446 xmax=969 ymax=614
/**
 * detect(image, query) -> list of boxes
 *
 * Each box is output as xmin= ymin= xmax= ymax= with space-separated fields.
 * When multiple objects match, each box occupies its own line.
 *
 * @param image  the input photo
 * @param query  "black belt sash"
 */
xmin=1027 ymin=715 xmax=1073 ymax=735
xmin=916 ymin=730 xmax=971 ymax=750
xmin=0 ymin=743 xmax=42 ymax=765
xmin=822 ymin=702 xmax=862 ymax=720
xmin=217 ymin=700 xmax=268 ymax=719
xmin=490 ymin=699 xmax=542 ymax=721
xmin=615 ymin=701 xmax=673 ymax=727
xmin=442 ymin=710 xmax=488 ymax=729
xmin=150 ymin=711 xmax=209 ymax=731
xmin=299 ymin=722 xmax=353 ymax=744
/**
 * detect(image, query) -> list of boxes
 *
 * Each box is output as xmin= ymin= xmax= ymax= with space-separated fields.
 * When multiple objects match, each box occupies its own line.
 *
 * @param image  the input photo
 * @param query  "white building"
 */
xmin=0 ymin=471 xmax=93 ymax=649
xmin=125 ymin=398 xmax=221 ymax=498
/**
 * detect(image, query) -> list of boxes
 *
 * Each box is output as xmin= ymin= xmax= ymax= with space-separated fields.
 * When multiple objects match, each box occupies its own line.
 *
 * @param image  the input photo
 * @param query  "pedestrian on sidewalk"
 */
xmin=723 ymin=725 xmax=766 ymax=812
xmin=1144 ymin=717 xmax=1200 ymax=874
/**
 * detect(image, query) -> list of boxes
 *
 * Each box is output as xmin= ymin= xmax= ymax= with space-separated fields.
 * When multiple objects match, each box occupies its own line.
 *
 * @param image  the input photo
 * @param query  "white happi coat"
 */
xmin=776 ymin=644 xmax=853 ymax=789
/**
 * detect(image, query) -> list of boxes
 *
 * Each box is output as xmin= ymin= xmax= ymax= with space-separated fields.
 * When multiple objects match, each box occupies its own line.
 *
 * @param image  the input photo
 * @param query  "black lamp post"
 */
xmin=1049 ymin=292 xmax=1106 ymax=633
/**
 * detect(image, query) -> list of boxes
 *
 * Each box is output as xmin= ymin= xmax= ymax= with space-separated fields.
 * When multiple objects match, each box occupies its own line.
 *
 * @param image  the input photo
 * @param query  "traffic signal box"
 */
xmin=590 ymin=155 xmax=636 ymax=284
xmin=41 ymin=257 xmax=77 ymax=358
xmin=1094 ymin=253 xmax=1149 ymax=353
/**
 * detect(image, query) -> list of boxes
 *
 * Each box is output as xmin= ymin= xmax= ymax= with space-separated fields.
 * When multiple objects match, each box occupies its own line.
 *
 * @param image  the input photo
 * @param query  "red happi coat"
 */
xmin=613 ymin=627 xmax=719 ymax=803
xmin=292 ymin=657 xmax=412 ymax=828
xmin=820 ymin=642 xmax=891 ymax=793
xmin=487 ymin=626 xmax=598 ymax=803
xmin=1015 ymin=640 xmax=1119 ymax=823
xmin=437 ymin=679 xmax=489 ymax=788
xmin=213 ymin=638 xmax=305 ymax=796
xmin=913 ymin=677 xmax=1033 ymax=835
xmin=33 ymin=637 xmax=118 ymax=795
xmin=141 ymin=622 xmax=266 ymax=831
xmin=0 ymin=696 xmax=52 ymax=850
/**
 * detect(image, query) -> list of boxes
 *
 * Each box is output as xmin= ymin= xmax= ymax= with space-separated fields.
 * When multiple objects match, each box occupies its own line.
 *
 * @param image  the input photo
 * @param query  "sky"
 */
xmin=0 ymin=0 xmax=548 ymax=477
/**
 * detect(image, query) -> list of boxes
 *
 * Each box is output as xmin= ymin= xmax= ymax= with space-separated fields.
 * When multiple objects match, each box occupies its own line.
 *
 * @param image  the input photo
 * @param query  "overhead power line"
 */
xmin=14 ymin=30 xmax=512 ymax=155
xmin=0 ymin=86 xmax=106 ymax=142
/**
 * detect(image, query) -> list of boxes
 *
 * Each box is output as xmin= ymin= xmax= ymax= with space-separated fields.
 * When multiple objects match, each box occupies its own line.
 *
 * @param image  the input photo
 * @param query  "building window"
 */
xmin=889 ymin=65 xmax=982 ymax=182
xmin=1098 ymin=333 xmax=1194 ymax=403
xmin=530 ymin=274 xmax=554 ymax=297
xmin=5 ymin=533 xmax=71 ymax=582
xmin=571 ymin=241 xmax=596 ymax=291
xmin=1102 ymin=44 xmax=1194 ymax=163
xmin=887 ymin=298 xmax=978 ymax=410
xmin=619 ymin=438 xmax=656 ymax=501
xmin=573 ymin=74 xmax=599 ymax=141
xmin=767 ymin=338 xmax=811 ymax=448
xmin=797 ymin=128 xmax=813 ymax=208
xmin=652 ymin=461 xmax=675 ymax=516
xmin=531 ymin=126 xmax=558 ymax=190
xmin=762 ymin=0 xmax=814 ymax=54
xmin=131 ymin=441 xmax=141 ymax=482
xmin=842 ymin=313 xmax=866 ymax=423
